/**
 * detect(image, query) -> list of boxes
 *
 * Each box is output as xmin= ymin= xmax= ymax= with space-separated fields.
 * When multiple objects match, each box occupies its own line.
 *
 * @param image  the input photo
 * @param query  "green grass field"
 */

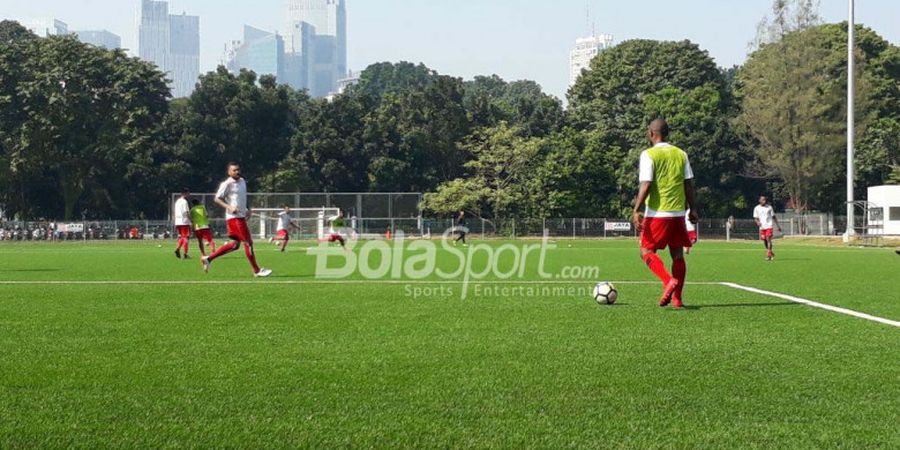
xmin=1 ymin=238 xmax=898 ymax=448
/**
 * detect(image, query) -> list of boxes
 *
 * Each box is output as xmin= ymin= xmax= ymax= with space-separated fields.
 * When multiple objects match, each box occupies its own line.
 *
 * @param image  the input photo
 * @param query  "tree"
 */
xmin=1 ymin=32 xmax=170 ymax=219
xmin=736 ymin=23 xmax=899 ymax=212
xmin=172 ymin=68 xmax=299 ymax=195
xmin=567 ymin=39 xmax=746 ymax=216
xmin=463 ymin=75 xmax=563 ymax=137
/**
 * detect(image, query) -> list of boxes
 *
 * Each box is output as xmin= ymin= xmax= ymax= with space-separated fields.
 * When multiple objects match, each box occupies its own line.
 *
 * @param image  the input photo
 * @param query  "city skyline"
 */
xmin=5 ymin=0 xmax=899 ymax=100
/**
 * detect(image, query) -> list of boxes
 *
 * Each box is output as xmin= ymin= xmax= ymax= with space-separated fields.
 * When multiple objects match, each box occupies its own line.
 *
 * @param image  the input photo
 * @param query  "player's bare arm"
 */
xmin=632 ymin=181 xmax=652 ymax=232
xmin=685 ymin=179 xmax=698 ymax=224
xmin=214 ymin=196 xmax=236 ymax=214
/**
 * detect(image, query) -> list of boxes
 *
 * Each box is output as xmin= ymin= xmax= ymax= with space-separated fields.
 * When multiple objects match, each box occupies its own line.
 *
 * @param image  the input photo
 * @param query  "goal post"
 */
xmin=251 ymin=207 xmax=341 ymax=240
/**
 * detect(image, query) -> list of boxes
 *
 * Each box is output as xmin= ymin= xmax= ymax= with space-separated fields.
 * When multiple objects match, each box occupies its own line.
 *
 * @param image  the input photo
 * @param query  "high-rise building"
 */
xmin=138 ymin=0 xmax=200 ymax=98
xmin=569 ymin=34 xmax=613 ymax=86
xmin=169 ymin=13 xmax=200 ymax=98
xmin=283 ymin=21 xmax=317 ymax=91
xmin=225 ymin=25 xmax=285 ymax=81
xmin=285 ymin=0 xmax=347 ymax=97
xmin=138 ymin=0 xmax=169 ymax=75
xmin=22 ymin=18 xmax=69 ymax=37
xmin=75 ymin=30 xmax=122 ymax=49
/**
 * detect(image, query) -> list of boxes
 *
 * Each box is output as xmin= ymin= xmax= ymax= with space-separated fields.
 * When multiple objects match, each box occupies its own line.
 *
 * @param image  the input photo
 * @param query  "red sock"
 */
xmin=643 ymin=253 xmax=672 ymax=285
xmin=672 ymin=257 xmax=686 ymax=299
xmin=208 ymin=241 xmax=239 ymax=261
xmin=243 ymin=242 xmax=261 ymax=273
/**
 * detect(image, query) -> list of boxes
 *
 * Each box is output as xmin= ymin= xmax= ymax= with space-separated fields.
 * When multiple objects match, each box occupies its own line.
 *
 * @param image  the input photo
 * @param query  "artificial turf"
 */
xmin=0 ymin=239 xmax=898 ymax=448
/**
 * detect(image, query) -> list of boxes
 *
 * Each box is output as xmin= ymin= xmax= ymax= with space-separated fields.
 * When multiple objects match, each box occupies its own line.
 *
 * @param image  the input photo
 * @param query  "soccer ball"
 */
xmin=593 ymin=282 xmax=618 ymax=305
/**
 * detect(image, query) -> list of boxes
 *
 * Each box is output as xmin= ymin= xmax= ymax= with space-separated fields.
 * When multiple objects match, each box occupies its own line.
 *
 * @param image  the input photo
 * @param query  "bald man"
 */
xmin=631 ymin=119 xmax=698 ymax=309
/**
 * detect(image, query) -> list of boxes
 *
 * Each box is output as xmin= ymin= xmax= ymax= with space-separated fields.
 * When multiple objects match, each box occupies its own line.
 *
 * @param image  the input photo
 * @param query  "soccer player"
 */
xmin=271 ymin=205 xmax=302 ymax=252
xmin=201 ymin=163 xmax=272 ymax=277
xmin=753 ymin=196 xmax=782 ymax=261
xmin=631 ymin=119 xmax=697 ymax=309
xmin=454 ymin=210 xmax=468 ymax=246
xmin=190 ymin=199 xmax=216 ymax=256
xmin=173 ymin=189 xmax=191 ymax=259
xmin=685 ymin=209 xmax=698 ymax=255
xmin=322 ymin=212 xmax=349 ymax=250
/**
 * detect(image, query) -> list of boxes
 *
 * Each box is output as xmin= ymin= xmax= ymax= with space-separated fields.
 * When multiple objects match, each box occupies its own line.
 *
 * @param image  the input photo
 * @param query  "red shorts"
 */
xmin=328 ymin=233 xmax=344 ymax=243
xmin=760 ymin=228 xmax=774 ymax=240
xmin=641 ymin=217 xmax=692 ymax=251
xmin=194 ymin=228 xmax=213 ymax=242
xmin=176 ymin=225 xmax=191 ymax=239
xmin=687 ymin=230 xmax=698 ymax=244
xmin=275 ymin=229 xmax=289 ymax=240
xmin=226 ymin=218 xmax=252 ymax=242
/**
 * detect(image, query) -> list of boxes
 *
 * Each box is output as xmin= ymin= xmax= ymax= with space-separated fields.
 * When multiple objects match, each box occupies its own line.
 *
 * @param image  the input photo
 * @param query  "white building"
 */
xmin=22 ymin=18 xmax=69 ymax=37
xmin=867 ymin=185 xmax=900 ymax=235
xmin=569 ymin=34 xmax=614 ymax=87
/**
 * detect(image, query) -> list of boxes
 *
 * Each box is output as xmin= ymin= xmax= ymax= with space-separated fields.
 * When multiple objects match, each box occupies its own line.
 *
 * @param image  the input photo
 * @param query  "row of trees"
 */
xmin=1 ymin=0 xmax=898 ymax=221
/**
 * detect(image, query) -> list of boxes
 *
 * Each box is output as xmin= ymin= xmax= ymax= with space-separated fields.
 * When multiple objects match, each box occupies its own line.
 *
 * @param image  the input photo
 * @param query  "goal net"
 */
xmin=249 ymin=207 xmax=341 ymax=240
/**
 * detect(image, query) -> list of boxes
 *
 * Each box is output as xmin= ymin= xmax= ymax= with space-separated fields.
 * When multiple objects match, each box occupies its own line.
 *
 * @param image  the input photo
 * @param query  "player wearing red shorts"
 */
xmin=201 ymin=163 xmax=272 ymax=277
xmin=753 ymin=196 xmax=781 ymax=261
xmin=190 ymin=199 xmax=216 ymax=256
xmin=173 ymin=189 xmax=192 ymax=259
xmin=270 ymin=205 xmax=302 ymax=252
xmin=631 ymin=119 xmax=697 ymax=309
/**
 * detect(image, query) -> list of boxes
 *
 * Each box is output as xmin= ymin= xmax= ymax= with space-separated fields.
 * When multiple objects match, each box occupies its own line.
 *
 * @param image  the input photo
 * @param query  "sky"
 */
xmin=2 ymin=0 xmax=898 ymax=99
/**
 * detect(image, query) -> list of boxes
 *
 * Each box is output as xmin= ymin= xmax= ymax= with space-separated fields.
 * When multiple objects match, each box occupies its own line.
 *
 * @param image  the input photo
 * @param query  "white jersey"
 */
xmin=173 ymin=198 xmax=191 ymax=226
xmin=215 ymin=177 xmax=248 ymax=220
xmin=277 ymin=211 xmax=292 ymax=232
xmin=753 ymin=205 xmax=776 ymax=230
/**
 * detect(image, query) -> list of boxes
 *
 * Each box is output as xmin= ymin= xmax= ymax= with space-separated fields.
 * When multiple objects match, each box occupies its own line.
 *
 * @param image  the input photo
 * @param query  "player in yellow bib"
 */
xmin=631 ymin=119 xmax=698 ymax=309
xmin=190 ymin=199 xmax=216 ymax=257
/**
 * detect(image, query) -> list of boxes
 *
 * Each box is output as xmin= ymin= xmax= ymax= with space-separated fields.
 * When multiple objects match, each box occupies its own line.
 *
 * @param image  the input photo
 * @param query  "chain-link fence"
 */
xmin=2 ymin=213 xmax=860 ymax=242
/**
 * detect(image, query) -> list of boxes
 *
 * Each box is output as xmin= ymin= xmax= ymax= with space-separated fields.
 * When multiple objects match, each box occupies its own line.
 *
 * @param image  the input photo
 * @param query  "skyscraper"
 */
xmin=569 ymin=34 xmax=614 ymax=87
xmin=225 ymin=25 xmax=285 ymax=81
xmin=75 ymin=30 xmax=122 ymax=49
xmin=169 ymin=13 xmax=200 ymax=98
xmin=138 ymin=0 xmax=200 ymax=98
xmin=285 ymin=0 xmax=347 ymax=97
xmin=138 ymin=0 xmax=169 ymax=76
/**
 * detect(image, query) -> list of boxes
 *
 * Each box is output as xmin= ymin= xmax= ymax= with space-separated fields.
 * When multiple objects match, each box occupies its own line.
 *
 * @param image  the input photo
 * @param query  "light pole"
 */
xmin=845 ymin=0 xmax=856 ymax=240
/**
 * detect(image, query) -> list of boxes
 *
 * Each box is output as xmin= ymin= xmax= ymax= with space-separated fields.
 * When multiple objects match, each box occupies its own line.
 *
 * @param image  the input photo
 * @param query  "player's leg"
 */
xmin=640 ymin=217 xmax=679 ymax=306
xmin=669 ymin=246 xmax=687 ymax=309
xmin=195 ymin=233 xmax=206 ymax=257
xmin=174 ymin=226 xmax=186 ymax=258
xmin=280 ymin=234 xmax=289 ymax=252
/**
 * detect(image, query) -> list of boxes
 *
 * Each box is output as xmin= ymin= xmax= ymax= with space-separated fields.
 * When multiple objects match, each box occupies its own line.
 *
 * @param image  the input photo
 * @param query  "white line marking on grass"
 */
xmin=720 ymin=282 xmax=900 ymax=328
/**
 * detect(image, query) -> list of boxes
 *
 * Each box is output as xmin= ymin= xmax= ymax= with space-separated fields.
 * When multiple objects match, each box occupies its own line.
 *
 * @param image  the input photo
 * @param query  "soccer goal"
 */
xmin=250 ymin=207 xmax=341 ymax=240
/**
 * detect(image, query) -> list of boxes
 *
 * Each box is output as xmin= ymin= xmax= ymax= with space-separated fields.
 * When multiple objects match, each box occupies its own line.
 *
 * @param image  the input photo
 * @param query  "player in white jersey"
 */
xmin=270 ymin=205 xmax=302 ymax=252
xmin=200 ymin=163 xmax=272 ymax=277
xmin=173 ymin=189 xmax=192 ymax=259
xmin=753 ymin=196 xmax=782 ymax=261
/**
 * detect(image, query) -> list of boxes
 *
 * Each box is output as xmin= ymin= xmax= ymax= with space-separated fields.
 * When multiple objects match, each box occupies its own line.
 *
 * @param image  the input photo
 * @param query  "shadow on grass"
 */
xmin=685 ymin=302 xmax=798 ymax=310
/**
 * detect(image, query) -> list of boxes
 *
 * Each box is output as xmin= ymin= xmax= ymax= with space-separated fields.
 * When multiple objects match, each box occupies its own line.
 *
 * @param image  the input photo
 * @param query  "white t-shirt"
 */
xmin=753 ymin=205 xmax=776 ymax=230
xmin=277 ymin=211 xmax=292 ymax=231
xmin=215 ymin=177 xmax=248 ymax=220
xmin=173 ymin=198 xmax=191 ymax=226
